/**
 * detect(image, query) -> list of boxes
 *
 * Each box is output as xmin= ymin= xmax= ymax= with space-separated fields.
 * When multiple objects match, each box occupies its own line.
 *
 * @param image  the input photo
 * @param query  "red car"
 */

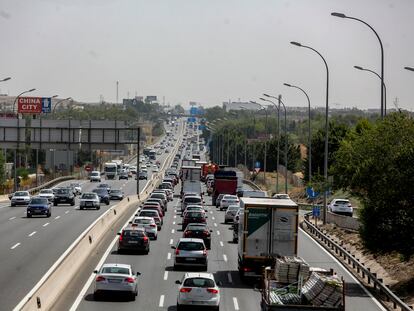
xmin=182 ymin=211 xmax=207 ymax=231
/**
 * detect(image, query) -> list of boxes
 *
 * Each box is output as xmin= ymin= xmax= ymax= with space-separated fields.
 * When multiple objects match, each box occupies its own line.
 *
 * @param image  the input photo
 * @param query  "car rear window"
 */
xmin=123 ymin=230 xmax=145 ymax=237
xmin=178 ymin=241 xmax=204 ymax=250
xmin=30 ymin=198 xmax=48 ymax=204
xmin=135 ymin=219 xmax=152 ymax=224
xmin=186 ymin=212 xmax=203 ymax=217
xmin=335 ymin=200 xmax=349 ymax=205
xmin=187 ymin=225 xmax=207 ymax=231
xmin=183 ymin=277 xmax=215 ymax=288
xmin=101 ymin=267 xmax=129 ymax=275
xmin=185 ymin=197 xmax=201 ymax=204
xmin=140 ymin=211 xmax=158 ymax=217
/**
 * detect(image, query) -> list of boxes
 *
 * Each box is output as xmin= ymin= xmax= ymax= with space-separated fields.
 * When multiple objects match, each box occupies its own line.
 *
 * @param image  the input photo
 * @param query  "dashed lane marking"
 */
xmin=9 ymin=216 xmax=16 ymax=220
xmin=216 ymin=231 xmax=220 ymax=235
xmin=55 ymin=216 xmax=60 ymax=220
xmin=219 ymin=241 xmax=224 ymax=247
xmin=223 ymin=254 xmax=228 ymax=262
xmin=159 ymin=295 xmax=165 ymax=307
xmin=43 ymin=222 xmax=49 ymax=227
xmin=28 ymin=231 xmax=36 ymax=237
xmin=227 ymin=272 xmax=233 ymax=283
xmin=167 ymin=252 xmax=171 ymax=260
xmin=163 ymin=271 xmax=168 ymax=280
xmin=169 ymin=239 xmax=174 ymax=245
xmin=10 ymin=242 xmax=21 ymax=250
xmin=233 ymin=297 xmax=239 ymax=310
xmin=171 ymin=229 xmax=175 ymax=234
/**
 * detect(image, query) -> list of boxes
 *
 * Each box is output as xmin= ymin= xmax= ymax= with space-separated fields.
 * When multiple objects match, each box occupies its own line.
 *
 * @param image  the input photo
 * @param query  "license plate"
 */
xmin=86 ymin=202 xmax=92 ymax=206
xmin=128 ymin=241 xmax=138 ymax=244
xmin=186 ymin=258 xmax=196 ymax=261
xmin=108 ymin=279 xmax=122 ymax=283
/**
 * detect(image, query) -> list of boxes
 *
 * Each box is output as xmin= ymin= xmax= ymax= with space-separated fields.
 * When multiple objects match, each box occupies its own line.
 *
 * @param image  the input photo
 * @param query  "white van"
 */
xmin=89 ymin=171 xmax=101 ymax=182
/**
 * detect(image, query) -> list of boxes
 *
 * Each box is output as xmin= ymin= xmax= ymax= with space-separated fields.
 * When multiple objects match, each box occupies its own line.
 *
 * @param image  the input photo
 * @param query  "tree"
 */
xmin=173 ymin=104 xmax=185 ymax=114
xmin=332 ymin=113 xmax=414 ymax=257
xmin=0 ymin=152 xmax=5 ymax=188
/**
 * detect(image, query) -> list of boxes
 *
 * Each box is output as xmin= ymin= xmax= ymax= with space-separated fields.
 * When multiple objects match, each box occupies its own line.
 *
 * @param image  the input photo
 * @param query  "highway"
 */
xmin=0 ymin=134 xmax=175 ymax=311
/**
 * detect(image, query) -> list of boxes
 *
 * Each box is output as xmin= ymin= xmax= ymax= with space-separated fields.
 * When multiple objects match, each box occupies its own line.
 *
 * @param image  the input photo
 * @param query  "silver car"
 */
xmin=11 ymin=191 xmax=31 ymax=206
xmin=133 ymin=216 xmax=158 ymax=240
xmin=38 ymin=189 xmax=55 ymax=202
xmin=219 ymin=195 xmax=239 ymax=211
xmin=172 ymin=238 xmax=208 ymax=271
xmin=224 ymin=204 xmax=240 ymax=223
xmin=93 ymin=263 xmax=140 ymax=301
xmin=79 ymin=192 xmax=100 ymax=210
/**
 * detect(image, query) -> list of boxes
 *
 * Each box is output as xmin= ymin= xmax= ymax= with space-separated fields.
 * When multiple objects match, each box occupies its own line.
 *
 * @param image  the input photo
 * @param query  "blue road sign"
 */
xmin=306 ymin=186 xmax=320 ymax=199
xmin=312 ymin=206 xmax=321 ymax=218
xmin=190 ymin=107 xmax=198 ymax=115
xmin=255 ymin=161 xmax=261 ymax=168
xmin=41 ymin=97 xmax=52 ymax=113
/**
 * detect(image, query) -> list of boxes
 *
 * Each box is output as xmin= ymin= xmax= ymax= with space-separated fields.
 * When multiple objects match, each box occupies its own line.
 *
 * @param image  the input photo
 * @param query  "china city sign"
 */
xmin=18 ymin=97 xmax=52 ymax=114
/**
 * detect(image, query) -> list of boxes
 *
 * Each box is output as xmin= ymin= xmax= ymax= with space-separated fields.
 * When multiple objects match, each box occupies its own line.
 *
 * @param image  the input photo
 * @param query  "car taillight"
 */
xmin=124 ymin=277 xmax=135 ymax=283
xmin=119 ymin=231 xmax=124 ymax=242
xmin=184 ymin=231 xmax=191 ymax=236
xmin=207 ymin=288 xmax=219 ymax=294
xmin=150 ymin=224 xmax=156 ymax=227
xmin=175 ymin=248 xmax=180 ymax=255
xmin=243 ymin=267 xmax=252 ymax=272
xmin=96 ymin=276 xmax=106 ymax=282
xmin=203 ymin=230 xmax=210 ymax=236
xmin=180 ymin=288 xmax=192 ymax=293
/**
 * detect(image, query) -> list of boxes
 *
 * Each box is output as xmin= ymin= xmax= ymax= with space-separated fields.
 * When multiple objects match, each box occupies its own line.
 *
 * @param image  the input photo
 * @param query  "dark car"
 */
xmin=182 ymin=211 xmax=207 ymax=231
xmin=137 ymin=171 xmax=148 ymax=180
xmin=97 ymin=183 xmax=111 ymax=192
xmin=117 ymin=226 xmax=150 ymax=254
xmin=183 ymin=223 xmax=212 ymax=249
xmin=109 ymin=189 xmax=124 ymax=200
xmin=53 ymin=188 xmax=75 ymax=206
xmin=147 ymin=198 xmax=167 ymax=212
xmin=118 ymin=171 xmax=129 ymax=180
xmin=92 ymin=188 xmax=110 ymax=205
xmin=27 ymin=197 xmax=51 ymax=218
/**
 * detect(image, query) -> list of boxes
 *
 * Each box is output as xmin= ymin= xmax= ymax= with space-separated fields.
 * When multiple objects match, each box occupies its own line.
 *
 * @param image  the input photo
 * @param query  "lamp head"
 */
xmin=354 ymin=65 xmax=364 ymax=70
xmin=331 ymin=12 xmax=346 ymax=18
xmin=290 ymin=41 xmax=302 ymax=47
xmin=28 ymin=88 xmax=36 ymax=92
xmin=2 ymin=77 xmax=11 ymax=82
xmin=283 ymin=83 xmax=292 ymax=87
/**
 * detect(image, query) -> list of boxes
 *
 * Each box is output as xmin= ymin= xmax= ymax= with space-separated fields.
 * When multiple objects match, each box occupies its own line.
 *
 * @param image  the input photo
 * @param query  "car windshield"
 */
xmin=93 ymin=189 xmax=107 ymax=194
xmin=178 ymin=242 xmax=204 ymax=251
xmin=30 ymin=198 xmax=48 ymax=204
xmin=98 ymin=184 xmax=108 ymax=188
xmin=15 ymin=192 xmax=28 ymax=196
xmin=56 ymin=189 xmax=69 ymax=194
xmin=111 ymin=190 xmax=121 ymax=194
xmin=82 ymin=194 xmax=96 ymax=199
xmin=91 ymin=172 xmax=99 ymax=176
xmin=101 ymin=267 xmax=129 ymax=275
xmin=183 ymin=277 xmax=215 ymax=288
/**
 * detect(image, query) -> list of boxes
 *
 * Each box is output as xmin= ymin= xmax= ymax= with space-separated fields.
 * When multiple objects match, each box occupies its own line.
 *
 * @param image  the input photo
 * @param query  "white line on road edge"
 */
xmin=9 ymin=216 xmax=16 ymax=220
xmin=171 ymin=229 xmax=175 ymax=234
xmin=10 ymin=243 xmax=21 ymax=250
xmin=43 ymin=222 xmax=50 ymax=227
xmin=28 ymin=231 xmax=37 ymax=237
xmin=163 ymin=271 xmax=168 ymax=280
xmin=219 ymin=241 xmax=224 ymax=247
xmin=223 ymin=254 xmax=228 ymax=262
xmin=55 ymin=216 xmax=60 ymax=219
xmin=300 ymin=228 xmax=387 ymax=311
xmin=173 ymin=215 xmax=177 ymax=219
xmin=216 ymin=230 xmax=220 ymax=235
xmin=173 ymin=221 xmax=176 ymax=225
xmin=233 ymin=297 xmax=240 ymax=310
xmin=169 ymin=238 xmax=174 ymax=245
xmin=159 ymin=295 xmax=165 ymax=307
xmin=227 ymin=272 xmax=233 ymax=283
xmin=167 ymin=252 xmax=171 ymax=260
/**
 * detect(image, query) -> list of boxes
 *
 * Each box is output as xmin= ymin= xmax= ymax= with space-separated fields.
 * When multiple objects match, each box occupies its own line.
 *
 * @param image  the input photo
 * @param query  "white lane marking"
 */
xmin=233 ymin=297 xmax=240 ymax=310
xmin=171 ymin=229 xmax=175 ymax=234
xmin=216 ymin=230 xmax=220 ymax=235
xmin=223 ymin=254 xmax=228 ymax=262
xmin=55 ymin=216 xmax=60 ymax=220
xmin=65 ymin=210 xmax=69 ymax=214
xmin=9 ymin=216 xmax=16 ymax=220
xmin=28 ymin=231 xmax=37 ymax=237
xmin=10 ymin=242 xmax=21 ymax=250
xmin=163 ymin=271 xmax=168 ymax=280
xmin=212 ymin=216 xmax=215 ymax=220
xmin=43 ymin=222 xmax=49 ymax=227
xmin=220 ymin=241 xmax=224 ymax=247
xmin=299 ymin=228 xmax=387 ymax=310
xmin=173 ymin=215 xmax=177 ymax=219
xmin=214 ymin=223 xmax=217 ymax=227
xmin=210 ymin=211 xmax=213 ymax=214
xmin=169 ymin=238 xmax=174 ymax=245
xmin=159 ymin=295 xmax=165 ymax=307
xmin=173 ymin=221 xmax=176 ymax=225
xmin=167 ymin=252 xmax=171 ymax=260
xmin=227 ymin=272 xmax=233 ymax=283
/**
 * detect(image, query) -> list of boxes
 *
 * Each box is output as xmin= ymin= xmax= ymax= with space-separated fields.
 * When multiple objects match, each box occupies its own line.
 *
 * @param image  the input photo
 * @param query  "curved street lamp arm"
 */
xmin=52 ymin=97 xmax=72 ymax=113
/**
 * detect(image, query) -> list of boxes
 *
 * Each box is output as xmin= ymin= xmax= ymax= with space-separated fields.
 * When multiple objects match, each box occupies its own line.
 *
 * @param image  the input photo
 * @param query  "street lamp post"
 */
xmin=52 ymin=97 xmax=72 ymax=114
xmin=12 ymin=88 xmax=36 ymax=193
xmin=291 ymin=40 xmax=329 ymax=224
xmin=284 ymin=83 xmax=312 ymax=181
xmin=332 ymin=12 xmax=385 ymax=119
xmin=261 ymin=95 xmax=288 ymax=194
xmin=354 ymin=65 xmax=387 ymax=115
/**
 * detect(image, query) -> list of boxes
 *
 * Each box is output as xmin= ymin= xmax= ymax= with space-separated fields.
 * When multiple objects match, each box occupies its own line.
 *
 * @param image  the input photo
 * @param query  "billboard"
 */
xmin=18 ymin=97 xmax=52 ymax=114
xmin=146 ymin=96 xmax=157 ymax=102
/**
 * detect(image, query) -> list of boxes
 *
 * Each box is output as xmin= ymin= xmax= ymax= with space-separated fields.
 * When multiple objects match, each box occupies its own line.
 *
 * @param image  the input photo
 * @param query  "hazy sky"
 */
xmin=1 ymin=0 xmax=413 ymax=110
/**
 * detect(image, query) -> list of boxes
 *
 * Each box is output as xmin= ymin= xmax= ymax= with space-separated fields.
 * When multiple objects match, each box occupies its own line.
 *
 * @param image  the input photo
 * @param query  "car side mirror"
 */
xmin=129 ymin=221 xmax=132 ymax=224
xmin=210 ymin=230 xmax=213 ymax=232
xmin=171 ymin=245 xmax=176 ymax=249
xmin=205 ymin=216 xmax=208 ymax=218
xmin=93 ymin=270 xmax=98 ymax=274
xmin=217 ymin=281 xmax=223 ymax=286
xmin=175 ymin=280 xmax=181 ymax=285
xmin=136 ymin=272 xmax=141 ymax=276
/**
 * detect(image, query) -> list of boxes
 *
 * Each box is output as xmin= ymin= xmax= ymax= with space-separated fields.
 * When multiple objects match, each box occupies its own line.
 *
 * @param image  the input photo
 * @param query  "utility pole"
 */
xmin=116 ymin=81 xmax=119 ymax=104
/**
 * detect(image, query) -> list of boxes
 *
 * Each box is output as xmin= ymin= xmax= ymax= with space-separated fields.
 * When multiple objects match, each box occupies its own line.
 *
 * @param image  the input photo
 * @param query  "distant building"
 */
xmin=222 ymin=101 xmax=260 ymax=111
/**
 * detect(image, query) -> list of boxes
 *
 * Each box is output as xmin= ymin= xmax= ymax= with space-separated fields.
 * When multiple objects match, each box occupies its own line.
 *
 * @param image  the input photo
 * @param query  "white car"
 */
xmin=175 ymin=273 xmax=220 ymax=310
xmin=224 ymin=204 xmax=240 ymax=223
xmin=70 ymin=182 xmax=82 ymax=195
xmin=133 ymin=216 xmax=158 ymax=240
xmin=38 ymin=189 xmax=55 ymax=202
xmin=130 ymin=166 xmax=137 ymax=174
xmin=219 ymin=195 xmax=239 ymax=211
xmin=93 ymin=263 xmax=140 ymax=301
xmin=89 ymin=171 xmax=101 ymax=182
xmin=328 ymin=199 xmax=353 ymax=217
xmin=152 ymin=166 xmax=159 ymax=173
xmin=11 ymin=191 xmax=31 ymax=206
xmin=79 ymin=192 xmax=100 ymax=210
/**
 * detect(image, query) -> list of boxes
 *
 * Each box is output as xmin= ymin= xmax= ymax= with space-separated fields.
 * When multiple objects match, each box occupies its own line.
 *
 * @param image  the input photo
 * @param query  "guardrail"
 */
xmin=242 ymin=179 xmax=261 ymax=190
xmin=302 ymin=214 xmax=413 ymax=311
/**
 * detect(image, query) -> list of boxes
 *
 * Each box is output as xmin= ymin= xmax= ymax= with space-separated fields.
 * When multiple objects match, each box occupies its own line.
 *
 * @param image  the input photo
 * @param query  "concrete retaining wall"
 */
xmin=326 ymin=211 xmax=360 ymax=231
